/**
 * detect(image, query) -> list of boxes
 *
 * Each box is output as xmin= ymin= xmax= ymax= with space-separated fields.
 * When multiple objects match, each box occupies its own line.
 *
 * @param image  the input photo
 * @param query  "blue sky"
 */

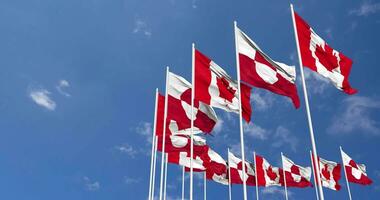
xmin=0 ymin=0 xmax=379 ymax=199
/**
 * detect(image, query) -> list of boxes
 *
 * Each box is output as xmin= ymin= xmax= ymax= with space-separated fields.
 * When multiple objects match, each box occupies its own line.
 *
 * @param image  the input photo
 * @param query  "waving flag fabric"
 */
xmin=228 ymin=151 xmax=256 ymax=186
xmin=316 ymin=157 xmax=342 ymax=190
xmin=282 ymin=155 xmax=312 ymax=188
xmin=294 ymin=12 xmax=357 ymax=94
xmin=168 ymin=151 xmax=206 ymax=171
xmin=203 ymin=149 xmax=229 ymax=185
xmin=163 ymin=72 xmax=218 ymax=135
xmin=341 ymin=149 xmax=373 ymax=185
xmin=157 ymin=135 xmax=209 ymax=156
xmin=236 ymin=27 xmax=300 ymax=108
xmin=255 ymin=154 xmax=283 ymax=186
xmin=194 ymin=49 xmax=252 ymax=122
xmin=155 ymin=93 xmax=165 ymax=136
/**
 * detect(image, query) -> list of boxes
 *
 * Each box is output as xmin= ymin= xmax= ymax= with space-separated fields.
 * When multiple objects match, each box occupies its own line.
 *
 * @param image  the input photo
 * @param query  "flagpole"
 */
xmin=204 ymin=172 xmax=207 ymax=200
xmin=163 ymin=153 xmax=168 ymax=200
xmin=190 ymin=43 xmax=195 ymax=200
xmin=159 ymin=67 xmax=170 ymax=200
xmin=234 ymin=20 xmax=248 ymax=200
xmin=149 ymin=89 xmax=159 ymax=200
xmin=310 ymin=151 xmax=320 ymax=200
xmin=228 ymin=148 xmax=232 ymax=200
xmin=340 ymin=146 xmax=353 ymax=200
xmin=253 ymin=151 xmax=259 ymax=200
xmin=152 ymin=136 xmax=158 ymax=200
xmin=290 ymin=4 xmax=325 ymax=200
xmin=182 ymin=166 xmax=185 ymax=200
xmin=281 ymin=153 xmax=289 ymax=200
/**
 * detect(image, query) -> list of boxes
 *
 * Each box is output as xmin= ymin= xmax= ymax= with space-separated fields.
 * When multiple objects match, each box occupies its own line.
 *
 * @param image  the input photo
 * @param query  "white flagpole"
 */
xmin=190 ymin=43 xmax=195 ymax=200
xmin=152 ymin=136 xmax=158 ymax=200
xmin=281 ymin=153 xmax=289 ymax=200
xmin=163 ymin=153 xmax=168 ymax=200
xmin=149 ymin=89 xmax=159 ymax=200
xmin=290 ymin=4 xmax=325 ymax=200
xmin=253 ymin=151 xmax=259 ymax=200
xmin=233 ymin=20 xmax=248 ymax=200
xmin=310 ymin=151 xmax=320 ymax=200
xmin=340 ymin=146 xmax=353 ymax=200
xmin=159 ymin=67 xmax=170 ymax=200
xmin=204 ymin=172 xmax=207 ymax=200
xmin=228 ymin=149 xmax=232 ymax=200
xmin=182 ymin=166 xmax=185 ymax=200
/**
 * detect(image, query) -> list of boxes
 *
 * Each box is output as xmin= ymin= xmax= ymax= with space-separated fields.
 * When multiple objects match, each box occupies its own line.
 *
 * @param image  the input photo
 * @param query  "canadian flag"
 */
xmin=228 ymin=151 xmax=256 ymax=186
xmin=282 ymin=155 xmax=312 ymax=188
xmin=155 ymin=72 xmax=218 ymax=136
xmin=194 ymin=49 xmax=252 ymax=122
xmin=168 ymin=151 xmax=206 ymax=171
xmin=255 ymin=154 xmax=283 ymax=186
xmin=157 ymin=134 xmax=209 ymax=156
xmin=315 ymin=157 xmax=342 ymax=191
xmin=202 ymin=149 xmax=229 ymax=185
xmin=341 ymin=149 xmax=373 ymax=185
xmin=236 ymin=27 xmax=300 ymax=108
xmin=293 ymin=12 xmax=357 ymax=94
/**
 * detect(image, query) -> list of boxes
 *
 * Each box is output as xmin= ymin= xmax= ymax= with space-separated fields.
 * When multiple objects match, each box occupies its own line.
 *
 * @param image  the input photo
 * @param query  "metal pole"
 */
xmin=163 ymin=153 xmax=168 ymax=200
xmin=228 ymin=149 xmax=232 ymax=200
xmin=152 ymin=136 xmax=158 ymax=200
xmin=204 ymin=172 xmax=207 ymax=200
xmin=281 ymin=153 xmax=289 ymax=200
xmin=182 ymin=166 xmax=185 ymax=200
xmin=290 ymin=4 xmax=324 ymax=200
xmin=159 ymin=67 xmax=170 ymax=200
xmin=149 ymin=89 xmax=159 ymax=200
xmin=233 ymin=20 xmax=248 ymax=200
xmin=310 ymin=151 xmax=320 ymax=200
xmin=190 ymin=43 xmax=195 ymax=200
xmin=253 ymin=151 xmax=259 ymax=200
xmin=340 ymin=146 xmax=353 ymax=200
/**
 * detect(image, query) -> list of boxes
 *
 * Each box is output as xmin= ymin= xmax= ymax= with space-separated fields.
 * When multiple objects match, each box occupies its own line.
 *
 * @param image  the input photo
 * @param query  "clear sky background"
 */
xmin=0 ymin=0 xmax=379 ymax=199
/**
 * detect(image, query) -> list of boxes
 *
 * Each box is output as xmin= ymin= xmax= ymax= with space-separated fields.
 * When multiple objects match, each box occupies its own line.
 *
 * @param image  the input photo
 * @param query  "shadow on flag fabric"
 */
xmin=312 ymin=156 xmax=342 ymax=191
xmin=236 ymin=27 xmax=300 ymax=108
xmin=282 ymin=155 xmax=312 ymax=188
xmin=341 ymin=149 xmax=373 ymax=185
xmin=255 ymin=154 xmax=283 ymax=187
xmin=294 ymin=12 xmax=357 ymax=95
xmin=194 ymin=48 xmax=252 ymax=122
xmin=228 ymin=151 xmax=256 ymax=186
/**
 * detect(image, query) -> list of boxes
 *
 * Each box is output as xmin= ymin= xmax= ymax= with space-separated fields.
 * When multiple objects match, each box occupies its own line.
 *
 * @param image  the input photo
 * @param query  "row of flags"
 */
xmin=148 ymin=4 xmax=370 ymax=200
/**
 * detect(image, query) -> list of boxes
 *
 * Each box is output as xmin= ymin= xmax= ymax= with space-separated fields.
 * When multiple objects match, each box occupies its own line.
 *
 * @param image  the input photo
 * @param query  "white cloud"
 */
xmin=136 ymin=122 xmax=153 ymax=143
xmin=212 ymin=119 xmax=224 ymax=135
xmin=328 ymin=96 xmax=380 ymax=135
xmin=133 ymin=19 xmax=152 ymax=37
xmin=56 ymin=79 xmax=71 ymax=97
xmin=251 ymin=91 xmax=275 ymax=111
xmin=29 ymin=88 xmax=56 ymax=111
xmin=350 ymin=1 xmax=380 ymax=16
xmin=114 ymin=143 xmax=138 ymax=158
xmin=244 ymin=122 xmax=269 ymax=140
xmin=83 ymin=176 xmax=100 ymax=191
xmin=272 ymin=126 xmax=298 ymax=152
xmin=303 ymin=69 xmax=330 ymax=95
xmin=125 ymin=177 xmax=141 ymax=184
xmin=261 ymin=187 xmax=293 ymax=198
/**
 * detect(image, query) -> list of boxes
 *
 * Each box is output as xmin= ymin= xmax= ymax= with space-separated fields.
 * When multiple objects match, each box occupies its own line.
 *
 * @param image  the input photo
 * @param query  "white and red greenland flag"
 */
xmin=294 ymin=12 xmax=357 ymax=95
xmin=228 ymin=151 xmax=256 ymax=186
xmin=194 ymin=49 xmax=252 ymax=122
xmin=255 ymin=154 xmax=283 ymax=186
xmin=314 ymin=157 xmax=342 ymax=190
xmin=282 ymin=155 xmax=312 ymax=188
xmin=157 ymin=134 xmax=209 ymax=156
xmin=341 ymin=149 xmax=373 ymax=185
xmin=156 ymin=72 xmax=218 ymax=135
xmin=236 ymin=27 xmax=300 ymax=108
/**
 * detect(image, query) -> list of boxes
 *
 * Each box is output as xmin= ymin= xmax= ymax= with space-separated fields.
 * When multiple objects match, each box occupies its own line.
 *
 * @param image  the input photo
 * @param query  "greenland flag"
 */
xmin=157 ymin=134 xmax=209 ymax=156
xmin=282 ymin=155 xmax=312 ymax=188
xmin=163 ymin=72 xmax=218 ymax=135
xmin=236 ymin=27 xmax=300 ymax=108
xmin=195 ymin=49 xmax=252 ymax=122
xmin=341 ymin=149 xmax=373 ymax=185
xmin=294 ymin=12 xmax=357 ymax=94
xmin=228 ymin=151 xmax=256 ymax=186
xmin=255 ymin=154 xmax=283 ymax=186
xmin=315 ymin=157 xmax=342 ymax=190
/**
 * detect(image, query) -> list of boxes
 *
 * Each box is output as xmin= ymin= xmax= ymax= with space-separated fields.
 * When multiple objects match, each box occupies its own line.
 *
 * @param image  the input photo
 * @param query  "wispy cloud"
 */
xmin=213 ymin=119 xmax=224 ymax=135
xmin=251 ymin=91 xmax=275 ymax=111
xmin=350 ymin=1 xmax=380 ymax=16
xmin=124 ymin=177 xmax=141 ymax=184
xmin=261 ymin=187 xmax=293 ymax=198
xmin=244 ymin=122 xmax=270 ymax=140
xmin=303 ymin=69 xmax=330 ymax=95
xmin=114 ymin=143 xmax=138 ymax=158
xmin=29 ymin=88 xmax=56 ymax=111
xmin=133 ymin=19 xmax=152 ymax=37
xmin=272 ymin=126 xmax=299 ymax=152
xmin=136 ymin=122 xmax=153 ymax=143
xmin=56 ymin=79 xmax=71 ymax=97
xmin=83 ymin=176 xmax=100 ymax=191
xmin=328 ymin=96 xmax=380 ymax=135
